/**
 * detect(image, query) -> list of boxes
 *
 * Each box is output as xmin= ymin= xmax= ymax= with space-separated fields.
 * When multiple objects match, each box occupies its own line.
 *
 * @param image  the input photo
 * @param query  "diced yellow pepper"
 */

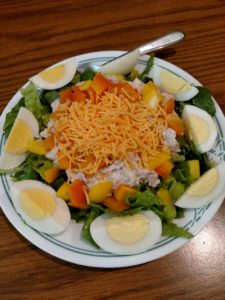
xmin=42 ymin=167 xmax=59 ymax=184
xmin=56 ymin=182 xmax=70 ymax=200
xmin=157 ymin=188 xmax=172 ymax=207
xmin=142 ymin=82 xmax=163 ymax=109
xmin=103 ymin=196 xmax=129 ymax=212
xmin=114 ymin=184 xmax=136 ymax=202
xmin=167 ymin=112 xmax=185 ymax=136
xmin=27 ymin=139 xmax=48 ymax=155
xmin=115 ymin=74 xmax=126 ymax=81
xmin=88 ymin=181 xmax=113 ymax=203
xmin=155 ymin=161 xmax=174 ymax=178
xmin=147 ymin=150 xmax=171 ymax=170
xmin=79 ymin=80 xmax=92 ymax=91
xmin=188 ymin=160 xmax=200 ymax=180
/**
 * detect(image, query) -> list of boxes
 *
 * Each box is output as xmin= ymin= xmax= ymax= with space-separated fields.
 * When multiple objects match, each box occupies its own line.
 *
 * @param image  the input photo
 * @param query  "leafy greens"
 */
xmin=125 ymin=187 xmax=192 ymax=238
xmin=20 ymin=82 xmax=50 ymax=130
xmin=162 ymin=222 xmax=193 ymax=238
xmin=12 ymin=153 xmax=53 ymax=181
xmin=192 ymin=86 xmax=216 ymax=117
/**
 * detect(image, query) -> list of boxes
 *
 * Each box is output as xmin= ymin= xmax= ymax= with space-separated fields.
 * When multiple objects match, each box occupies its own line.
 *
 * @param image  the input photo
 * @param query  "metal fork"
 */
xmin=78 ymin=31 xmax=185 ymax=73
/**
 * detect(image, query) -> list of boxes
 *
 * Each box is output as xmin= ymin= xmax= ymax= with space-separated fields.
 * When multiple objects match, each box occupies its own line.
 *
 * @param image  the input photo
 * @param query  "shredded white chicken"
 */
xmin=162 ymin=128 xmax=180 ymax=152
xmin=67 ymin=154 xmax=160 ymax=189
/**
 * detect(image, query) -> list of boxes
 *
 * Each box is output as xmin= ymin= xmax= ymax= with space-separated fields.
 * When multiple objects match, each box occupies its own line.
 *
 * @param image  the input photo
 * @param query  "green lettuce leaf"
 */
xmin=51 ymin=176 xmax=66 ymax=190
xmin=21 ymin=82 xmax=42 ymax=117
xmin=70 ymin=208 xmax=90 ymax=223
xmin=176 ymin=135 xmax=212 ymax=174
xmin=175 ymin=207 xmax=185 ymax=219
xmin=82 ymin=208 xmax=102 ymax=249
xmin=162 ymin=221 xmax=193 ymax=238
xmin=42 ymin=90 xmax=58 ymax=105
xmin=126 ymin=188 xmax=175 ymax=221
xmin=80 ymin=69 xmax=95 ymax=81
xmin=12 ymin=154 xmax=53 ymax=181
xmin=174 ymin=100 xmax=185 ymax=117
xmin=126 ymin=188 xmax=163 ymax=208
xmin=20 ymin=82 xmax=49 ymax=130
xmin=192 ymin=86 xmax=216 ymax=117
xmin=163 ymin=205 xmax=177 ymax=221
xmin=169 ymin=180 xmax=185 ymax=201
xmin=138 ymin=55 xmax=154 ymax=82
xmin=71 ymin=72 xmax=81 ymax=85
xmin=11 ymin=163 xmax=38 ymax=181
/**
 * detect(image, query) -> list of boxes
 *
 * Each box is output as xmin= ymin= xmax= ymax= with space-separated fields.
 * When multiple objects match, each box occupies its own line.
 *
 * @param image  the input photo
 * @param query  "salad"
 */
xmin=0 ymin=55 xmax=224 ymax=256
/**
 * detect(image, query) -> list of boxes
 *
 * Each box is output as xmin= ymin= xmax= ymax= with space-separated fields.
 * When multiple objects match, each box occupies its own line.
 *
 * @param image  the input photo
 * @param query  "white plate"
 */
xmin=0 ymin=51 xmax=225 ymax=268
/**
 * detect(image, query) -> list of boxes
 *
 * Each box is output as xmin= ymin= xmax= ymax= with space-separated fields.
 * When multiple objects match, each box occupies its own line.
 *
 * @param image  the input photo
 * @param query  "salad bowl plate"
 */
xmin=0 ymin=51 xmax=225 ymax=268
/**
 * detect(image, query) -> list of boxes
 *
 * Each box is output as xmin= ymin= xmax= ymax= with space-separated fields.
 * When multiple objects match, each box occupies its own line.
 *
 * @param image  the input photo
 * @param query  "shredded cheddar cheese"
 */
xmin=50 ymin=87 xmax=168 ymax=176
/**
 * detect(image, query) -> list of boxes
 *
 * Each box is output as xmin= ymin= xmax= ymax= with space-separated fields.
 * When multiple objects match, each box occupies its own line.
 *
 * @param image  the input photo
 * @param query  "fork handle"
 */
xmin=138 ymin=31 xmax=185 ymax=55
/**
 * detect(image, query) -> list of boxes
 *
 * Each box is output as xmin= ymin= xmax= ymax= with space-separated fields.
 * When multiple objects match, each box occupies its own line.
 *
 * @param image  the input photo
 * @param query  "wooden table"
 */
xmin=1 ymin=1 xmax=225 ymax=299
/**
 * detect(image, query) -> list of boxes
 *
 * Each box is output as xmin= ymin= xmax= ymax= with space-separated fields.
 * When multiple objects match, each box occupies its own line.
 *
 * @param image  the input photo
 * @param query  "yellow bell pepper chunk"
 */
xmin=103 ymin=196 xmax=129 ymax=212
xmin=147 ymin=150 xmax=171 ymax=170
xmin=188 ymin=160 xmax=200 ymax=180
xmin=115 ymin=74 xmax=126 ymax=81
xmin=114 ymin=184 xmax=136 ymax=202
xmin=27 ymin=139 xmax=49 ymax=155
xmin=42 ymin=167 xmax=59 ymax=184
xmin=157 ymin=188 xmax=172 ymax=207
xmin=56 ymin=182 xmax=70 ymax=200
xmin=79 ymin=80 xmax=92 ymax=91
xmin=142 ymin=82 xmax=163 ymax=110
xmin=89 ymin=181 xmax=113 ymax=203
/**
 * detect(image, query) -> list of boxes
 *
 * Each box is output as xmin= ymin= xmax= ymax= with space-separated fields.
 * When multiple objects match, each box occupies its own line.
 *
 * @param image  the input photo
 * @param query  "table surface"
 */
xmin=1 ymin=0 xmax=225 ymax=299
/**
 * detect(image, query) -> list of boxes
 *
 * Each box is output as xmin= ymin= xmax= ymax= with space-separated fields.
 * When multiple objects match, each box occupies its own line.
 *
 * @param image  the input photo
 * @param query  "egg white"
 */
xmin=0 ymin=152 xmax=27 ymax=170
xmin=90 ymin=210 xmax=162 ymax=255
xmin=175 ymin=161 xmax=225 ymax=208
xmin=182 ymin=104 xmax=218 ymax=153
xmin=151 ymin=64 xmax=198 ymax=101
xmin=174 ymin=88 xmax=199 ymax=102
xmin=99 ymin=49 xmax=140 ymax=75
xmin=10 ymin=180 xmax=71 ymax=235
xmin=30 ymin=60 xmax=77 ymax=90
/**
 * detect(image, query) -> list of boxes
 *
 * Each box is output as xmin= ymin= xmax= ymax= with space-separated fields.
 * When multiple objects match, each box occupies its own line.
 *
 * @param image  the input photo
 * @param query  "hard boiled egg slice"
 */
xmin=182 ymin=104 xmax=217 ymax=153
xmin=90 ymin=210 xmax=162 ymax=255
xmin=30 ymin=60 xmax=77 ymax=90
xmin=0 ymin=107 xmax=39 ymax=170
xmin=99 ymin=49 xmax=140 ymax=75
xmin=10 ymin=180 xmax=71 ymax=235
xmin=0 ymin=152 xmax=27 ymax=171
xmin=151 ymin=64 xmax=198 ymax=101
xmin=175 ymin=161 xmax=225 ymax=208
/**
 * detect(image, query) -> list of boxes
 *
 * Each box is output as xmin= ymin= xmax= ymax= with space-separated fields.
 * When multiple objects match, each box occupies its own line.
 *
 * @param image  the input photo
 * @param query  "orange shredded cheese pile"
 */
xmin=51 ymin=89 xmax=168 ymax=176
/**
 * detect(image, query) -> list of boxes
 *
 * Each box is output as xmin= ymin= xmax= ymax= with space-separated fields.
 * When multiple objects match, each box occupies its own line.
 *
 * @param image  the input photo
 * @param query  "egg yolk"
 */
xmin=187 ymin=168 xmax=218 ymax=196
xmin=39 ymin=65 xmax=65 ymax=83
xmin=185 ymin=115 xmax=210 ymax=145
xmin=4 ymin=118 xmax=33 ymax=153
xmin=160 ymin=69 xmax=192 ymax=94
xmin=20 ymin=189 xmax=56 ymax=219
xmin=106 ymin=213 xmax=149 ymax=244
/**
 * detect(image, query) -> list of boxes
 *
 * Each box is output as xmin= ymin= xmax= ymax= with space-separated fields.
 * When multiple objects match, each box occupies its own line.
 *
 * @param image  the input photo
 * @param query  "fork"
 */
xmin=78 ymin=31 xmax=185 ymax=74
